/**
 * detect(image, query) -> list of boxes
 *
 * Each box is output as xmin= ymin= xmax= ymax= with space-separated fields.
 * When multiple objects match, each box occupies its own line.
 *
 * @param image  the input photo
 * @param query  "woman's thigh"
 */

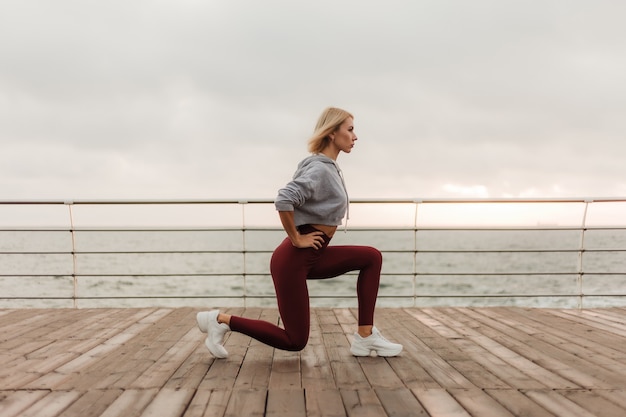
xmin=308 ymin=245 xmax=382 ymax=279
xmin=270 ymin=239 xmax=317 ymax=330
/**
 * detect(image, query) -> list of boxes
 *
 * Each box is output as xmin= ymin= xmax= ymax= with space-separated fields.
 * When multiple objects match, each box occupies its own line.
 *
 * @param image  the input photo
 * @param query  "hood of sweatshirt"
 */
xmin=295 ymin=153 xmax=338 ymax=171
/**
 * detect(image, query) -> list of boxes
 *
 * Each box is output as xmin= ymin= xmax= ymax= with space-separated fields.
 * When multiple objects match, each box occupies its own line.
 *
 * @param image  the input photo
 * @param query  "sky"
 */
xmin=1 ymin=0 xmax=626 ymax=204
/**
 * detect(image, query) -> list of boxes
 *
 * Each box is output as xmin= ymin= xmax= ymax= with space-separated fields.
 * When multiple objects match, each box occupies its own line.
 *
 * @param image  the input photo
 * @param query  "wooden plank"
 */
xmin=0 ymin=310 xmax=68 ymax=347
xmin=594 ymin=389 xmax=626 ymax=410
xmin=197 ymin=307 xmax=250 ymax=391
xmin=139 ymin=388 xmax=196 ymax=417
xmin=317 ymin=309 xmax=370 ymax=389
xmin=60 ymin=388 xmax=124 ymax=417
xmin=18 ymin=390 xmax=83 ymax=417
xmin=81 ymin=309 xmax=188 ymax=390
xmin=533 ymin=327 xmax=626 ymax=373
xmin=28 ymin=309 xmax=167 ymax=390
xmin=381 ymin=351 xmax=441 ymax=390
xmin=434 ymin=311 xmax=572 ymax=389
xmin=356 ymin=356 xmax=405 ymax=389
xmin=1 ymin=351 xmax=80 ymax=389
xmin=131 ymin=326 xmax=200 ymax=389
xmin=269 ymin=350 xmax=302 ymax=389
xmin=106 ymin=309 xmax=196 ymax=389
xmin=0 ymin=390 xmax=48 ymax=417
xmin=323 ymin=332 xmax=371 ymax=390
xmin=340 ymin=389 xmax=386 ymax=417
xmin=333 ymin=308 xmax=357 ymax=335
xmin=448 ymin=388 xmax=517 ymax=417
xmin=233 ymin=308 xmax=275 ymax=390
xmin=266 ymin=389 xmax=306 ymax=417
xmin=447 ymin=359 xmax=510 ymax=389
xmin=301 ymin=309 xmax=336 ymax=390
xmin=411 ymin=388 xmax=471 ymax=417
xmin=317 ymin=309 xmax=344 ymax=333
xmin=267 ymin=310 xmax=302 ymax=390
xmin=348 ymin=310 xmax=408 ymax=390
xmin=99 ymin=389 xmax=159 ymax=417
xmin=524 ymin=389 xmax=598 ymax=417
xmin=458 ymin=308 xmax=624 ymax=388
xmin=183 ymin=389 xmax=231 ymax=417
xmin=400 ymin=309 xmax=511 ymax=390
xmin=488 ymin=307 xmax=626 ymax=360
xmin=407 ymin=351 xmax=476 ymax=390
xmin=484 ymin=389 xmax=556 ymax=417
xmin=223 ymin=389 xmax=267 ymax=417
xmin=42 ymin=309 xmax=125 ymax=342
xmin=389 ymin=312 xmax=443 ymax=389
xmin=400 ymin=310 xmax=476 ymax=389
xmin=559 ymin=309 xmax=626 ymax=333
xmin=559 ymin=389 xmax=626 ymax=417
xmin=233 ymin=346 xmax=273 ymax=390
xmin=304 ymin=389 xmax=346 ymax=417
xmin=588 ymin=308 xmax=626 ymax=325
xmin=321 ymin=316 xmax=371 ymax=390
xmin=375 ymin=388 xmax=429 ymax=416
xmin=203 ymin=390 xmax=233 ymax=417
xmin=0 ymin=309 xmax=15 ymax=318
xmin=163 ymin=343 xmax=213 ymax=390
xmin=546 ymin=309 xmax=626 ymax=338
xmin=87 ymin=309 xmax=161 ymax=342
xmin=433 ymin=308 xmax=580 ymax=388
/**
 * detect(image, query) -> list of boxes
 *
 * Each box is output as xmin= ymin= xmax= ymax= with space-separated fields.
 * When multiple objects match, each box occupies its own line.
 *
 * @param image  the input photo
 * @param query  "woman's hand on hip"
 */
xmin=291 ymin=231 xmax=325 ymax=250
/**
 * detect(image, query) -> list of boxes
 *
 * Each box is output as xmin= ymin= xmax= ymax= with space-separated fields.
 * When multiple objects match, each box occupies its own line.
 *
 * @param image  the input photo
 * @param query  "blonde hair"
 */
xmin=307 ymin=107 xmax=353 ymax=154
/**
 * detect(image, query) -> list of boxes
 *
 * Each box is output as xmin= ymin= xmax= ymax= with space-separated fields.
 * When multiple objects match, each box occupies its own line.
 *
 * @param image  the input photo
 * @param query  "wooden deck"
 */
xmin=1 ymin=307 xmax=625 ymax=417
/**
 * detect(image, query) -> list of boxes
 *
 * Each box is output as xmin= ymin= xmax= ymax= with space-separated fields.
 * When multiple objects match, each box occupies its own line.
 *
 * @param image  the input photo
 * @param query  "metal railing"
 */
xmin=1 ymin=198 xmax=625 ymax=309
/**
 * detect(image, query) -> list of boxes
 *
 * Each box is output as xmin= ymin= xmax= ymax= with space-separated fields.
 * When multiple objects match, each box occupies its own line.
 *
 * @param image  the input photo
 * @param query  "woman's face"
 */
xmin=330 ymin=117 xmax=358 ymax=153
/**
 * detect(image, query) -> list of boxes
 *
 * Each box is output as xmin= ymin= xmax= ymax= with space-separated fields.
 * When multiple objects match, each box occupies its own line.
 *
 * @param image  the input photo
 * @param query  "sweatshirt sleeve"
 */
xmin=275 ymin=163 xmax=322 ymax=211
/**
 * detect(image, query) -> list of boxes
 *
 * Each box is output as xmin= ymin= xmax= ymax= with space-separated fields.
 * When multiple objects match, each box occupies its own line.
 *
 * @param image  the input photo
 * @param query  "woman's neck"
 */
xmin=320 ymin=148 xmax=339 ymax=161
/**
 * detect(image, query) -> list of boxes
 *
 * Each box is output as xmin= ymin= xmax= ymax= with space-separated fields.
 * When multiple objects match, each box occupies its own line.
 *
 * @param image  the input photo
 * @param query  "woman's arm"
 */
xmin=278 ymin=211 xmax=325 ymax=250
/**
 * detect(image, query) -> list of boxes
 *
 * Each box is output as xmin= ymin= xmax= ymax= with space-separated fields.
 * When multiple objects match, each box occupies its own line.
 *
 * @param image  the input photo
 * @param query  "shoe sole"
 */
xmin=350 ymin=346 xmax=403 ymax=357
xmin=205 ymin=337 xmax=228 ymax=359
xmin=374 ymin=347 xmax=403 ymax=357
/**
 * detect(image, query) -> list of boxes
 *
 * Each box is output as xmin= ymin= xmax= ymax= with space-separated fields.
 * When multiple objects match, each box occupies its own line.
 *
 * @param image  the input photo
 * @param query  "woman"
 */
xmin=197 ymin=107 xmax=402 ymax=358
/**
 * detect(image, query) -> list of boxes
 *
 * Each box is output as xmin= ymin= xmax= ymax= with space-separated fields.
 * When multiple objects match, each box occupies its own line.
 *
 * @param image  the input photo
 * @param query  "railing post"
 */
xmin=66 ymin=201 xmax=78 ymax=308
xmin=577 ymin=200 xmax=591 ymax=309
xmin=413 ymin=200 xmax=421 ymax=307
xmin=240 ymin=200 xmax=248 ymax=308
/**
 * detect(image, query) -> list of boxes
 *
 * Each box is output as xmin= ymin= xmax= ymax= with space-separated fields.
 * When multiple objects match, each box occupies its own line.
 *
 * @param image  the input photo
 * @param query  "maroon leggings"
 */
xmin=229 ymin=225 xmax=382 ymax=351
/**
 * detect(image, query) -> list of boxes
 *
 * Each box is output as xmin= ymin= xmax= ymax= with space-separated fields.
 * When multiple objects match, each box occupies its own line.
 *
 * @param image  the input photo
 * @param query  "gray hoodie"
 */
xmin=275 ymin=154 xmax=349 ymax=226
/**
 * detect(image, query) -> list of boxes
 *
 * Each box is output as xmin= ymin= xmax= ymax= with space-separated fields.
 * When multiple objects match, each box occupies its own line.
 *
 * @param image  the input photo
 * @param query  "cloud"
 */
xmin=1 ymin=0 xmax=625 ymax=202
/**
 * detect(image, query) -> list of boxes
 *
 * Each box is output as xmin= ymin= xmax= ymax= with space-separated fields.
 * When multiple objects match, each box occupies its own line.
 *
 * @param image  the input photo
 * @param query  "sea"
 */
xmin=1 ymin=228 xmax=625 ymax=309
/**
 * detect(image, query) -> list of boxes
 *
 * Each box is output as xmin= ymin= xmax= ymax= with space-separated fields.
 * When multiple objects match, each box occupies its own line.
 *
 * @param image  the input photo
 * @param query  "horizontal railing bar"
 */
xmin=4 ymin=249 xmax=626 ymax=256
xmin=2 ymin=294 xmax=624 ymax=301
xmin=3 ymin=226 xmax=626 ymax=233
xmin=2 ymin=197 xmax=626 ymax=205
xmin=0 ymin=272 xmax=592 ymax=278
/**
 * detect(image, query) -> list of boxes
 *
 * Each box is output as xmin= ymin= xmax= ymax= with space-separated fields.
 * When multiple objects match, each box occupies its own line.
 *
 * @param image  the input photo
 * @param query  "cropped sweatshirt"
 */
xmin=275 ymin=154 xmax=349 ymax=227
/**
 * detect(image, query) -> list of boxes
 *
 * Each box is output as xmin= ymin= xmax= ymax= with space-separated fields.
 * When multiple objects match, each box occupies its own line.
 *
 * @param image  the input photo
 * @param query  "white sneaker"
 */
xmin=350 ymin=327 xmax=403 ymax=357
xmin=196 ymin=310 xmax=230 ymax=359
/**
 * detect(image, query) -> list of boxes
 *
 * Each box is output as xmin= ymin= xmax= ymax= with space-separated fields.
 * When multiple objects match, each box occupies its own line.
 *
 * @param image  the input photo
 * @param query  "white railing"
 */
xmin=1 ymin=198 xmax=625 ymax=309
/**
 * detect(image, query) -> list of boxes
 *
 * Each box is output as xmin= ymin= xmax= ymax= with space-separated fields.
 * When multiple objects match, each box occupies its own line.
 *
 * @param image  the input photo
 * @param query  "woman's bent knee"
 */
xmin=285 ymin=333 xmax=309 ymax=351
xmin=364 ymin=246 xmax=383 ymax=266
